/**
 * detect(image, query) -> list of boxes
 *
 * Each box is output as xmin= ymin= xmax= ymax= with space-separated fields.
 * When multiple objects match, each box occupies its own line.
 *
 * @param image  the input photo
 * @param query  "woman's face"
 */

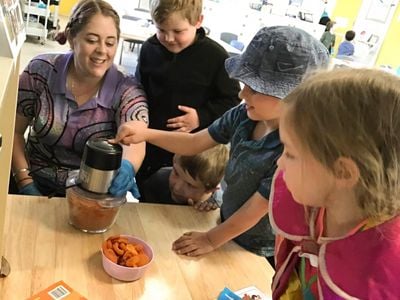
xmin=69 ymin=13 xmax=118 ymax=79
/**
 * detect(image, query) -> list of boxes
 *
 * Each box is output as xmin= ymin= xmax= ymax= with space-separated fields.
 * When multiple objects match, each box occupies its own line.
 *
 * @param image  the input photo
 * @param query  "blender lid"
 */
xmin=82 ymin=138 xmax=123 ymax=170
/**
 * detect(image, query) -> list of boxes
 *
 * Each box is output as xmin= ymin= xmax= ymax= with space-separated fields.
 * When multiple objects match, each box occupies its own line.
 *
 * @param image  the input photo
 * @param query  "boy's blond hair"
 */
xmin=175 ymin=144 xmax=228 ymax=190
xmin=150 ymin=0 xmax=203 ymax=25
xmin=283 ymin=68 xmax=400 ymax=218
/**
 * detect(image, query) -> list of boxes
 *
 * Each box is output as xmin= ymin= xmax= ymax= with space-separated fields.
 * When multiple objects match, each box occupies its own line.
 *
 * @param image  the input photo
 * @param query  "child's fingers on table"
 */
xmin=177 ymin=244 xmax=198 ymax=255
xmin=172 ymin=233 xmax=194 ymax=248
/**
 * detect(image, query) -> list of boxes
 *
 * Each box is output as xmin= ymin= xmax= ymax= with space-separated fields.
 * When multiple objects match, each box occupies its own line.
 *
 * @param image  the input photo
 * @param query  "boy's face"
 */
xmin=155 ymin=11 xmax=203 ymax=54
xmin=239 ymin=85 xmax=282 ymax=121
xmin=169 ymin=157 xmax=211 ymax=204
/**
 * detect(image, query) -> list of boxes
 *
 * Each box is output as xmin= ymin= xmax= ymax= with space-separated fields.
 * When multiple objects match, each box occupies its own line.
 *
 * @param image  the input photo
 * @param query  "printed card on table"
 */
xmin=235 ymin=286 xmax=271 ymax=300
xmin=28 ymin=280 xmax=87 ymax=300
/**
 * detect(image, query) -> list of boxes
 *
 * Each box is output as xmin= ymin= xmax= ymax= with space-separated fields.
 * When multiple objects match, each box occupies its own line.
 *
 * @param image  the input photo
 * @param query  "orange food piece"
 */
xmin=126 ymin=255 xmax=140 ymax=267
xmin=102 ymin=241 xmax=109 ymax=253
xmin=120 ymin=243 xmax=127 ymax=250
xmin=137 ymin=253 xmax=150 ymax=267
xmin=135 ymin=244 xmax=144 ymax=253
xmin=112 ymin=242 xmax=125 ymax=255
xmin=104 ymin=248 xmax=118 ymax=264
xmin=125 ymin=244 xmax=138 ymax=255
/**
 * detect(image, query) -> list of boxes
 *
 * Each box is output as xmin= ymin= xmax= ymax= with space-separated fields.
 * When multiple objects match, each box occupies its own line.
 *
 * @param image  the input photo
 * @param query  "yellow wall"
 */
xmin=59 ymin=0 xmax=79 ymax=16
xmin=332 ymin=0 xmax=400 ymax=67
xmin=376 ymin=4 xmax=400 ymax=67
xmin=330 ymin=0 xmax=362 ymax=51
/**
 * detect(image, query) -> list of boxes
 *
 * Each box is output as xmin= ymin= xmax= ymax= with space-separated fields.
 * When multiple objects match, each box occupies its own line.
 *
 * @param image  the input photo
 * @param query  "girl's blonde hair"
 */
xmin=284 ymin=68 xmax=400 ymax=217
xmin=151 ymin=0 xmax=203 ymax=25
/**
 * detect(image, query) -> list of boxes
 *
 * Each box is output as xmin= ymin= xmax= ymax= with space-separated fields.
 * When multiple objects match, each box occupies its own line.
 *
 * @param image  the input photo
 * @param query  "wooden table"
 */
xmin=0 ymin=195 xmax=273 ymax=299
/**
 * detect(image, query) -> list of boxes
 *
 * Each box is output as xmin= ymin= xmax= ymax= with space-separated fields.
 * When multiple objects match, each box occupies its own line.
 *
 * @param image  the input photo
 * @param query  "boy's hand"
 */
xmin=109 ymin=121 xmax=148 ymax=145
xmin=167 ymin=105 xmax=199 ymax=132
xmin=172 ymin=231 xmax=215 ymax=256
xmin=188 ymin=198 xmax=219 ymax=211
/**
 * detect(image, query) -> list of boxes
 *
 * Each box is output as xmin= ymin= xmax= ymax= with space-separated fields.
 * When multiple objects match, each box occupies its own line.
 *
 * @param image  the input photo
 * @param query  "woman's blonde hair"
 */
xmin=175 ymin=144 xmax=228 ymax=190
xmin=283 ymin=68 xmax=400 ymax=217
xmin=150 ymin=0 xmax=203 ymax=25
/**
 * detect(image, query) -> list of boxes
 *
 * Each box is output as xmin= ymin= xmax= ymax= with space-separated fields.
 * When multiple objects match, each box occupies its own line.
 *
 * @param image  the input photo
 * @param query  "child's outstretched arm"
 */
xmin=172 ymin=192 xmax=269 ymax=256
xmin=110 ymin=120 xmax=218 ymax=155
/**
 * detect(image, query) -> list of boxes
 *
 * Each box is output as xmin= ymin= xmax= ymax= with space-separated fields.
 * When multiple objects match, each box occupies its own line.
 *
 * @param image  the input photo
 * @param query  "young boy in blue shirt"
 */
xmin=112 ymin=26 xmax=329 ymax=267
xmin=337 ymin=30 xmax=356 ymax=58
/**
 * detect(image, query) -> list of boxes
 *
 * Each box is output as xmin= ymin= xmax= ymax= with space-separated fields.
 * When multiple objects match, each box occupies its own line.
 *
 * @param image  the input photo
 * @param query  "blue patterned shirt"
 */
xmin=208 ymin=104 xmax=283 ymax=257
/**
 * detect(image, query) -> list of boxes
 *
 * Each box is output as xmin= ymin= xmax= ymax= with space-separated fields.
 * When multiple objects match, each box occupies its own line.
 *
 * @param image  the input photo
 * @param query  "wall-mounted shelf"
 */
xmin=0 ymin=0 xmax=25 ymax=58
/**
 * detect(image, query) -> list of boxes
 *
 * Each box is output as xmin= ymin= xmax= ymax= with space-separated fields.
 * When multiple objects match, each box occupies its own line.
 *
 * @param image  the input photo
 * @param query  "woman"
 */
xmin=11 ymin=0 xmax=148 ymax=196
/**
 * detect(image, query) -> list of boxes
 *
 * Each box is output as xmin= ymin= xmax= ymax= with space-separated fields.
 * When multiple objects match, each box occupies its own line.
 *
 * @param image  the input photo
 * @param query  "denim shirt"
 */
xmin=208 ymin=104 xmax=283 ymax=256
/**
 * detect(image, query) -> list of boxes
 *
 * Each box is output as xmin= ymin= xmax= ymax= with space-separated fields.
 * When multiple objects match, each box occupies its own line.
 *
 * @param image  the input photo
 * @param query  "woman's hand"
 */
xmin=172 ymin=231 xmax=215 ymax=256
xmin=109 ymin=159 xmax=140 ymax=198
xmin=19 ymin=182 xmax=42 ymax=196
xmin=167 ymin=105 xmax=199 ymax=133
xmin=109 ymin=121 xmax=148 ymax=145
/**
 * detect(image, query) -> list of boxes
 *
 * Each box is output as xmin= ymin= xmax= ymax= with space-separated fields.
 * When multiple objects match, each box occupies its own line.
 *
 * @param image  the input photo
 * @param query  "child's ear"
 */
xmin=333 ymin=157 xmax=360 ymax=188
xmin=195 ymin=15 xmax=204 ymax=29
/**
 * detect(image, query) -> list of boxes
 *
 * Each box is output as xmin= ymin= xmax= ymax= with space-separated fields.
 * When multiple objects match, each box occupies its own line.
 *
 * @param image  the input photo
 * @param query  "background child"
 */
xmin=142 ymin=144 xmax=228 ymax=210
xmin=336 ymin=29 xmax=356 ymax=58
xmin=111 ymin=26 xmax=329 ymax=267
xmin=320 ymin=20 xmax=336 ymax=54
xmin=135 ymin=0 xmax=240 ymax=189
xmin=271 ymin=68 xmax=400 ymax=299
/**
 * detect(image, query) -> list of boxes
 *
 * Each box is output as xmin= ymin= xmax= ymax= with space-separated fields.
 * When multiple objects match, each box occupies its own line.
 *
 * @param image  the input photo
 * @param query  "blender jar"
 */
xmin=66 ymin=172 xmax=126 ymax=233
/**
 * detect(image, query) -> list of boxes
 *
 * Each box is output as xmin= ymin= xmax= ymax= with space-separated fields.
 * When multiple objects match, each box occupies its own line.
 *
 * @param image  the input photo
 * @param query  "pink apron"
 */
xmin=270 ymin=171 xmax=400 ymax=299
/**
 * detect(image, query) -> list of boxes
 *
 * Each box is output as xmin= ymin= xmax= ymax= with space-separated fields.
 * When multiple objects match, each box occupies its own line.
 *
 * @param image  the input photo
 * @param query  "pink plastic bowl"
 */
xmin=101 ymin=235 xmax=154 ymax=281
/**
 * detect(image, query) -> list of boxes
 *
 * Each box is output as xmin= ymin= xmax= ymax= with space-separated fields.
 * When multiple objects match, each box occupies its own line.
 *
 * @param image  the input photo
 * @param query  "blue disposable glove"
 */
xmin=109 ymin=159 xmax=140 ymax=198
xmin=18 ymin=182 xmax=42 ymax=196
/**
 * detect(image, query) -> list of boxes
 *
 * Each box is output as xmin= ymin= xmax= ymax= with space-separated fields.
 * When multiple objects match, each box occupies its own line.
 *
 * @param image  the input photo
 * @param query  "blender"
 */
xmin=66 ymin=138 xmax=127 ymax=233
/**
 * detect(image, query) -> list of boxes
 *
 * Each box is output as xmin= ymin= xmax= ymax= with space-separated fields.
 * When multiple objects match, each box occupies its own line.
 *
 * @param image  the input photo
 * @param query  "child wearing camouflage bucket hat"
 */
xmin=110 ymin=26 xmax=329 ymax=267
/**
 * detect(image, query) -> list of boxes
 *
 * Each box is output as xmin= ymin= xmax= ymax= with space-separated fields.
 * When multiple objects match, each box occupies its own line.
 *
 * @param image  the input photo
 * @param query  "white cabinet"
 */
xmin=23 ymin=0 xmax=49 ymax=43
xmin=22 ymin=0 xmax=59 ymax=44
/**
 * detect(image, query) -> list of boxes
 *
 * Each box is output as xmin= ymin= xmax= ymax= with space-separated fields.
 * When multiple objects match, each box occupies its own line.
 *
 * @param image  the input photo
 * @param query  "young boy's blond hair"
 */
xmin=150 ymin=0 xmax=203 ymax=25
xmin=175 ymin=144 xmax=228 ymax=191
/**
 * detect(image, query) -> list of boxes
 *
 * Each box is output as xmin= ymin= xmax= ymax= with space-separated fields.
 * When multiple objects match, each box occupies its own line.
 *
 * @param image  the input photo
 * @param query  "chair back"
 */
xmin=220 ymin=32 xmax=238 ymax=44
xmin=230 ymin=40 xmax=244 ymax=51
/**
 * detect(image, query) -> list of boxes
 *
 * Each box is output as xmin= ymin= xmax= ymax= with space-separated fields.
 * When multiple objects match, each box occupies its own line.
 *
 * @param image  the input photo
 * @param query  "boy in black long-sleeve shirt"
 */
xmin=135 ymin=0 xmax=240 ymax=194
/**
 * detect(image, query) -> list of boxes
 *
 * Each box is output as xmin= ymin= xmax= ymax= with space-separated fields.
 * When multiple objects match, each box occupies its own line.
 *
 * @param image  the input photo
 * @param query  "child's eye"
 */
xmin=284 ymin=151 xmax=295 ymax=159
xmin=106 ymin=42 xmax=115 ymax=47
